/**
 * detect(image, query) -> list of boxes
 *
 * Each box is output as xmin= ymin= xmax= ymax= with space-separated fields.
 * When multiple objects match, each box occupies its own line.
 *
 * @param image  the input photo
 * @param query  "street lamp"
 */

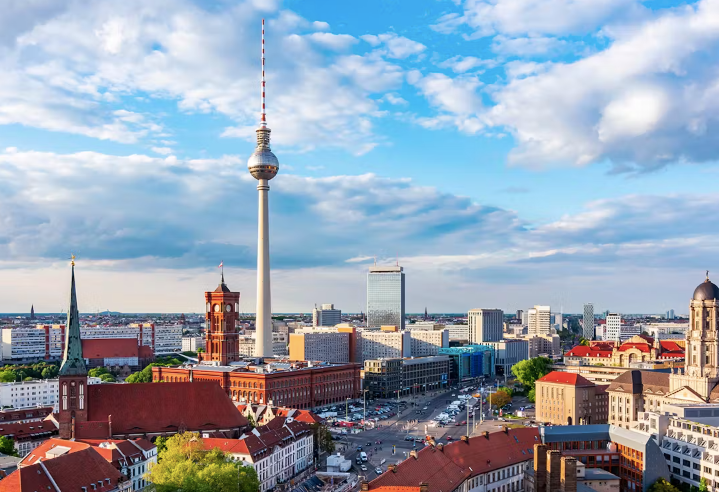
xmin=346 ymin=398 xmax=351 ymax=421
xmin=363 ymin=389 xmax=369 ymax=429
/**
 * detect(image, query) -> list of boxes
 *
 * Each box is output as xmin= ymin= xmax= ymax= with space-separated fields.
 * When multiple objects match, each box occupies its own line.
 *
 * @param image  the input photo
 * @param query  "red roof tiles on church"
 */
xmin=1 ymin=447 xmax=123 ymax=492
xmin=82 ymin=338 xmax=139 ymax=359
xmin=564 ymin=346 xmax=612 ymax=358
xmin=537 ymin=371 xmax=594 ymax=386
xmin=80 ymin=382 xmax=248 ymax=438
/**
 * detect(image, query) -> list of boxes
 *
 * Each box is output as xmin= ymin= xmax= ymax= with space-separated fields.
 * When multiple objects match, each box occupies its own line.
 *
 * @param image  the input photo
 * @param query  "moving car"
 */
xmin=361 ymin=465 xmax=367 ymax=471
xmin=375 ymin=467 xmax=382 ymax=474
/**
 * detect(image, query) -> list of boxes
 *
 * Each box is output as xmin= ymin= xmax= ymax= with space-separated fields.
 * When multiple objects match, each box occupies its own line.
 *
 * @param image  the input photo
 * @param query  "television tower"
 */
xmin=247 ymin=19 xmax=279 ymax=358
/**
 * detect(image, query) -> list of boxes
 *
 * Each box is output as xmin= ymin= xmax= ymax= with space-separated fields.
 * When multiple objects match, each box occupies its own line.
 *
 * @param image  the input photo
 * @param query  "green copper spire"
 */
xmin=59 ymin=257 xmax=87 ymax=376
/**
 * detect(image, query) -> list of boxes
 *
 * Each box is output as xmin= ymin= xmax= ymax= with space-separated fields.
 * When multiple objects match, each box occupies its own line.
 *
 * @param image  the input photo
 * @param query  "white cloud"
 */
xmin=306 ymin=32 xmax=357 ymax=50
xmin=381 ymin=93 xmax=408 ymax=105
xmin=491 ymin=35 xmax=569 ymax=56
xmin=433 ymin=0 xmax=641 ymax=38
xmin=486 ymin=0 xmax=719 ymax=170
xmin=437 ymin=55 xmax=497 ymax=73
xmin=360 ymin=33 xmax=426 ymax=59
xmin=151 ymin=147 xmax=173 ymax=155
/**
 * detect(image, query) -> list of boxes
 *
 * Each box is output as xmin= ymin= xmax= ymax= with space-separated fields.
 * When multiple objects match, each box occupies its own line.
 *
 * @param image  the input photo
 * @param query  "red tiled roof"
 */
xmin=660 ymin=340 xmax=684 ymax=353
xmin=371 ymin=488 xmax=420 ymax=492
xmin=0 ymin=421 xmax=55 ymax=441
xmin=617 ymin=343 xmax=650 ymax=353
xmin=81 ymin=382 xmax=248 ymax=438
xmin=537 ymin=371 xmax=594 ymax=386
xmin=20 ymin=439 xmax=90 ymax=467
xmin=369 ymin=428 xmax=541 ymax=492
xmin=82 ymin=338 xmax=138 ymax=359
xmin=564 ymin=346 xmax=612 ymax=358
xmin=139 ymin=345 xmax=155 ymax=359
xmin=1 ymin=447 xmax=123 ymax=492
xmin=0 ymin=407 xmax=53 ymax=423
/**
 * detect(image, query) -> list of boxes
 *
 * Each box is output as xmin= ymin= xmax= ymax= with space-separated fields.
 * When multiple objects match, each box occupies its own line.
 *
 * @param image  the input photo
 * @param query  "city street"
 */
xmin=329 ymin=382 xmax=535 ymax=483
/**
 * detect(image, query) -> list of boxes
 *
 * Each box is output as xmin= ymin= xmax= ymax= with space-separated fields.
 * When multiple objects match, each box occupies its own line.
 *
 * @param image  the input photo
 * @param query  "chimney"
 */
xmin=437 ymin=443 xmax=444 ymax=451
xmin=546 ymin=450 xmax=562 ymax=492
xmin=561 ymin=457 xmax=577 ymax=492
xmin=108 ymin=414 xmax=112 ymax=438
xmin=361 ymin=482 xmax=369 ymax=491
xmin=387 ymin=465 xmax=396 ymax=473
xmin=502 ymin=425 xmax=509 ymax=434
xmin=482 ymin=431 xmax=490 ymax=439
xmin=410 ymin=450 xmax=418 ymax=459
xmin=533 ymin=444 xmax=547 ymax=492
xmin=420 ymin=483 xmax=429 ymax=492
xmin=461 ymin=435 xmax=469 ymax=442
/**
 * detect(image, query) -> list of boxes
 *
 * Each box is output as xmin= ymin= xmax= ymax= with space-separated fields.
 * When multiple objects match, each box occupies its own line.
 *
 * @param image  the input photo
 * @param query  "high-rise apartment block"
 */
xmin=367 ymin=266 xmax=405 ymax=329
xmin=583 ymin=303 xmax=594 ymax=340
xmin=182 ymin=336 xmax=206 ymax=352
xmin=468 ymin=309 xmax=504 ymax=343
xmin=409 ymin=329 xmax=449 ymax=356
xmin=360 ymin=329 xmax=410 ymax=360
xmin=666 ymin=309 xmax=675 ymax=320
xmin=445 ymin=324 xmax=469 ymax=341
xmin=605 ymin=313 xmax=621 ymax=341
xmin=312 ymin=304 xmax=341 ymax=327
xmin=528 ymin=305 xmax=551 ymax=335
xmin=289 ymin=330 xmax=350 ymax=363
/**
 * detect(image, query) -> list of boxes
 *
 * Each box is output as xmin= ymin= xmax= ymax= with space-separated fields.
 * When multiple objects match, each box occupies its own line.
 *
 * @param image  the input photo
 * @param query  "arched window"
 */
xmin=62 ymin=382 xmax=68 ymax=411
xmin=79 ymin=383 xmax=84 ymax=410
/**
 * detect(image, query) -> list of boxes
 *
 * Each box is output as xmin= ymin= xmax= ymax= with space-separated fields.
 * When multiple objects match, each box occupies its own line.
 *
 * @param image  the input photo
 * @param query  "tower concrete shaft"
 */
xmin=255 ymin=178 xmax=273 ymax=357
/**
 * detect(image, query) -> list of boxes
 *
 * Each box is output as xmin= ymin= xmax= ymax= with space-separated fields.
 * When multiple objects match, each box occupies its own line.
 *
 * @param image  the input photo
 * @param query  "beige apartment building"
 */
xmin=535 ymin=371 xmax=608 ymax=425
xmin=409 ymin=329 xmax=449 ymax=356
xmin=289 ymin=330 xmax=350 ymax=363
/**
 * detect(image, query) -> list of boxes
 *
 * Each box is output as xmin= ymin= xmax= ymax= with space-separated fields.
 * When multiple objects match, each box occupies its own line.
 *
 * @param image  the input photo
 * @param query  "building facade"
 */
xmin=603 ymin=314 xmax=622 ymax=341
xmin=363 ymin=358 xmax=402 ymax=398
xmin=528 ymin=306 xmax=552 ymax=335
xmin=289 ymin=331 xmax=350 ymax=363
xmin=584 ymin=304 xmax=595 ymax=341
xmin=312 ymin=304 xmax=341 ymax=327
xmin=0 ymin=377 xmax=102 ymax=412
xmin=409 ymin=329 xmax=449 ymax=356
xmin=484 ymin=340 xmax=528 ymax=376
xmin=367 ymin=266 xmax=405 ymax=330
xmin=439 ymin=345 xmax=494 ymax=382
xmin=446 ymin=324 xmax=470 ymax=342
xmin=468 ymin=309 xmax=504 ymax=343
xmin=535 ymin=372 xmax=608 ymax=425
xmin=182 ymin=336 xmax=206 ymax=352
xmin=401 ymin=356 xmax=450 ymax=394
xmin=360 ymin=329 xmax=411 ymax=361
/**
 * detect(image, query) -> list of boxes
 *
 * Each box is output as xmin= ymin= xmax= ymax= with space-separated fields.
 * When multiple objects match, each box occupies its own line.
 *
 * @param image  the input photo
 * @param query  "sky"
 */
xmin=0 ymin=0 xmax=718 ymax=315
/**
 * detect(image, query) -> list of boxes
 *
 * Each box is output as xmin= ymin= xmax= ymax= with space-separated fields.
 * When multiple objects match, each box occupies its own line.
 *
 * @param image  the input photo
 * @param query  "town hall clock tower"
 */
xmin=200 ymin=272 xmax=241 ymax=365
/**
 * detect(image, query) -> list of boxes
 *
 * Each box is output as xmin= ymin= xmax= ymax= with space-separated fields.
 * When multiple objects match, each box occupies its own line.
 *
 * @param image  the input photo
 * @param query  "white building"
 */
xmin=605 ymin=313 xmax=621 ymax=341
xmin=203 ymin=418 xmax=314 ymax=492
xmin=312 ymin=304 xmax=341 ymax=327
xmin=409 ymin=329 xmax=449 ymax=356
xmin=407 ymin=322 xmax=445 ymax=331
xmin=182 ymin=336 xmax=206 ymax=352
xmin=468 ymin=309 xmax=504 ymax=343
xmin=641 ymin=322 xmax=689 ymax=340
xmin=360 ymin=329 xmax=411 ymax=361
xmin=446 ymin=324 xmax=469 ymax=341
xmin=0 ymin=377 xmax=102 ymax=412
xmin=527 ymin=306 xmax=551 ymax=335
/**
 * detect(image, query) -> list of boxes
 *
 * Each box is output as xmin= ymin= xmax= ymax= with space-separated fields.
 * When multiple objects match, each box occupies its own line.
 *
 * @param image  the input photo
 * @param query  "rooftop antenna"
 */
xmin=373 ymin=256 xmax=377 ymax=266
xmin=261 ymin=18 xmax=266 ymax=128
xmin=396 ymin=252 xmax=399 ymax=267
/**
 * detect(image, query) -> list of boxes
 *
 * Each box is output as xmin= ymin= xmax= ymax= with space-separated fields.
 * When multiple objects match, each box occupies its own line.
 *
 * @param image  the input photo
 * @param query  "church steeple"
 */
xmin=60 ymin=257 xmax=87 ymax=376
xmin=30 ymin=305 xmax=35 ymax=320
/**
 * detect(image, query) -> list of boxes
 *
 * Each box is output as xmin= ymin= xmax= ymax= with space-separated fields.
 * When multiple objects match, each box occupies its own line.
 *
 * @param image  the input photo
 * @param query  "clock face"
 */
xmin=225 ymin=304 xmax=232 ymax=313
xmin=214 ymin=304 xmax=220 ymax=312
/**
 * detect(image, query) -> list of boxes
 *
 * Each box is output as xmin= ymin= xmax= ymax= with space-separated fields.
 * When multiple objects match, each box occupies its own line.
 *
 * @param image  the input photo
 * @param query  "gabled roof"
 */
xmin=564 ymin=346 xmax=612 ymax=358
xmin=0 ymin=447 xmax=123 ymax=492
xmin=659 ymin=340 xmax=684 ymax=353
xmin=617 ymin=343 xmax=650 ymax=353
xmin=20 ymin=439 xmax=90 ymax=467
xmin=369 ymin=428 xmax=541 ymax=492
xmin=81 ymin=382 xmax=248 ymax=437
xmin=537 ymin=371 xmax=594 ymax=387
xmin=0 ymin=421 xmax=55 ymax=441
xmin=607 ymin=370 xmax=670 ymax=395
xmin=82 ymin=338 xmax=138 ymax=359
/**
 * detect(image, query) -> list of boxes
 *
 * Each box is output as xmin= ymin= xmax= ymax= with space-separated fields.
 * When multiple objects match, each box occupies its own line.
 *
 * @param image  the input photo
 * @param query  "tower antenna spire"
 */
xmin=261 ymin=18 xmax=266 ymax=127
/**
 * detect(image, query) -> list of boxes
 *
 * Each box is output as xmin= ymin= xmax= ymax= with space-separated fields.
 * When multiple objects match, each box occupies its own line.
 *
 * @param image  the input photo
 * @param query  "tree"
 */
xmin=648 ymin=478 xmax=681 ymax=492
xmin=89 ymin=367 xmax=111 ymax=378
xmin=0 ymin=371 xmax=15 ymax=383
xmin=699 ymin=478 xmax=709 ymax=492
xmin=316 ymin=424 xmax=335 ymax=454
xmin=511 ymin=357 xmax=553 ymax=390
xmin=0 ymin=436 xmax=18 ymax=457
xmin=41 ymin=366 xmax=58 ymax=379
xmin=527 ymin=388 xmax=536 ymax=403
xmin=154 ymin=436 xmax=169 ymax=455
xmin=488 ymin=391 xmax=512 ymax=409
xmin=146 ymin=432 xmax=259 ymax=492
xmin=100 ymin=373 xmax=116 ymax=382
xmin=579 ymin=338 xmax=590 ymax=346
xmin=497 ymin=386 xmax=513 ymax=397
xmin=246 ymin=413 xmax=256 ymax=429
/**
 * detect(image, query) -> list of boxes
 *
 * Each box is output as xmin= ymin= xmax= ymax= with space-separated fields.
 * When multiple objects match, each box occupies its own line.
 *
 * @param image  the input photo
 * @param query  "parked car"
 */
xmin=361 ymin=465 xmax=367 ymax=471
xmin=375 ymin=468 xmax=382 ymax=475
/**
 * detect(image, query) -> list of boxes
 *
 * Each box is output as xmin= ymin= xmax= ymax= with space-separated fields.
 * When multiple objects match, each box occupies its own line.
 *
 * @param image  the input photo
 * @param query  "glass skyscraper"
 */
xmin=367 ymin=266 xmax=405 ymax=330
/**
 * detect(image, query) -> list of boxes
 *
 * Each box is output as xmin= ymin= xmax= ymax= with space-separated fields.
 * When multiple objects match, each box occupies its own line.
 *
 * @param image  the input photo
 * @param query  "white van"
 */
xmin=360 ymin=452 xmax=368 ymax=462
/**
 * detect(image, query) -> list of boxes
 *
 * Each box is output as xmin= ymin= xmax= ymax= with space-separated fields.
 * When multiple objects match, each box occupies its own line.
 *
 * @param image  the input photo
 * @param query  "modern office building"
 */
xmin=619 ymin=324 xmax=641 ymax=342
xmin=402 ymin=356 xmax=450 ymax=394
xmin=605 ymin=313 xmax=621 ymax=341
xmin=409 ymin=329 xmax=449 ymax=356
xmin=360 ymin=329 xmax=411 ymax=361
xmin=407 ymin=322 xmax=445 ymax=331
xmin=367 ymin=265 xmax=405 ymax=330
xmin=583 ymin=303 xmax=595 ymax=341
xmin=312 ymin=304 xmax=341 ymax=327
xmin=483 ymin=339 xmax=529 ymax=376
xmin=363 ymin=358 xmax=402 ymax=398
xmin=446 ymin=324 xmax=469 ymax=341
xmin=289 ymin=330 xmax=350 ymax=363
xmin=528 ymin=306 xmax=551 ymax=335
xmin=666 ymin=309 xmax=675 ymax=320
xmin=438 ymin=345 xmax=494 ymax=382
xmin=468 ymin=309 xmax=504 ymax=343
